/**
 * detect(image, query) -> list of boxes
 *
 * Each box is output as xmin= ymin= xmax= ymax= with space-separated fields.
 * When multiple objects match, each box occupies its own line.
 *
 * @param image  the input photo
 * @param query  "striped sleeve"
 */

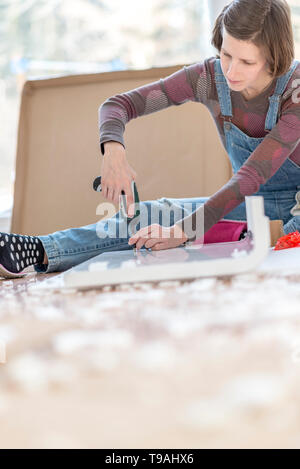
xmin=175 ymin=85 xmax=300 ymax=241
xmin=98 ymin=60 xmax=213 ymax=155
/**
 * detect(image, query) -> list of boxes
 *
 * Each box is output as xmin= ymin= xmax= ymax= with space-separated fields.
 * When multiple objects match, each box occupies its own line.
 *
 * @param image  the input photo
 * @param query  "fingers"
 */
xmin=107 ymin=187 xmax=115 ymax=202
xmin=102 ymin=182 xmax=114 ymax=202
xmin=136 ymin=224 xmax=161 ymax=238
xmin=129 ymin=227 xmax=180 ymax=252
xmin=144 ymin=238 xmax=158 ymax=249
xmin=113 ymin=191 xmax=121 ymax=206
xmin=101 ymin=184 xmax=127 ymax=209
xmin=135 ymin=236 xmax=152 ymax=250
xmin=125 ymin=184 xmax=135 ymax=218
xmin=128 ymin=224 xmax=184 ymax=253
xmin=102 ymin=182 xmax=108 ymax=199
xmin=129 ymin=225 xmax=155 ymax=247
xmin=129 ymin=225 xmax=152 ymax=243
xmin=129 ymin=225 xmax=163 ymax=250
xmin=100 ymin=152 xmax=138 ymax=210
xmin=130 ymin=168 xmax=137 ymax=181
xmin=151 ymin=242 xmax=168 ymax=251
xmin=135 ymin=240 xmax=144 ymax=250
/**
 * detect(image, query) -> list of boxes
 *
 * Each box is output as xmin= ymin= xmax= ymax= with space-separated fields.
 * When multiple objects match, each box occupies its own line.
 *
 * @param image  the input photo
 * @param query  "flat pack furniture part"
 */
xmin=11 ymin=65 xmax=232 ymax=237
xmin=32 ymin=196 xmax=271 ymax=292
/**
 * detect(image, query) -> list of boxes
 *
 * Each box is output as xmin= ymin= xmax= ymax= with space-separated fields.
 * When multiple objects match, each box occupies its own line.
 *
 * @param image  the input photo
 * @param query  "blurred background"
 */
xmin=0 ymin=0 xmax=299 ymax=219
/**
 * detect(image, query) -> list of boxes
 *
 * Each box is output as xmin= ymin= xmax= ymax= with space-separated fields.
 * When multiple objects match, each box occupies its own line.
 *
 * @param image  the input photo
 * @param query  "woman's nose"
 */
xmin=226 ymin=61 xmax=240 ymax=80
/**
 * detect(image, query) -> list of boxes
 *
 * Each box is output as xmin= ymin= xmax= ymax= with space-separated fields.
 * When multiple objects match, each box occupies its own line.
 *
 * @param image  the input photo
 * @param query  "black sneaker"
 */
xmin=0 ymin=232 xmax=45 ymax=279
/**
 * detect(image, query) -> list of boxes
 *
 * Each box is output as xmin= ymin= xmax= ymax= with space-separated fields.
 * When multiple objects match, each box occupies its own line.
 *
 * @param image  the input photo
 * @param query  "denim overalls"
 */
xmin=213 ymin=58 xmax=300 ymax=228
xmin=36 ymin=59 xmax=300 ymax=274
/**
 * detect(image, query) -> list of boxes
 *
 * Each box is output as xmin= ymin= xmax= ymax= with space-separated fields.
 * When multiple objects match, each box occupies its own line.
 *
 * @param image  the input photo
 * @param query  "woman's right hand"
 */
xmin=101 ymin=141 xmax=138 ymax=218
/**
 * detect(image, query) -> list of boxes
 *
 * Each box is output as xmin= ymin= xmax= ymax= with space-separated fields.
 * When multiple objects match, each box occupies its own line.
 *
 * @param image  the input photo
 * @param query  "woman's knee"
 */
xmin=283 ymin=216 xmax=300 ymax=235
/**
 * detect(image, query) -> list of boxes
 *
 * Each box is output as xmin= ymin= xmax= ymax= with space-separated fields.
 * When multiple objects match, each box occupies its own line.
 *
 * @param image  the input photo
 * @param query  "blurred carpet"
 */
xmin=1 ymin=268 xmax=300 ymax=449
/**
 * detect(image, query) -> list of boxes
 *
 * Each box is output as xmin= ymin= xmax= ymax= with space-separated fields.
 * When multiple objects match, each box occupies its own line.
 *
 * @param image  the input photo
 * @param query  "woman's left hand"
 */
xmin=128 ymin=224 xmax=188 ymax=251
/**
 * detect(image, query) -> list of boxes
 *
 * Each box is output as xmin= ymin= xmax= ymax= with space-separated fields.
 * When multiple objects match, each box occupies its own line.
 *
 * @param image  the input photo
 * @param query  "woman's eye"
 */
xmin=223 ymin=52 xmax=253 ymax=65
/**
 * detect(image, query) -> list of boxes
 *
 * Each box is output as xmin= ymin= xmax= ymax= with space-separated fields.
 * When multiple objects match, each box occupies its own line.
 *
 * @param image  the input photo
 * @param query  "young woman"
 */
xmin=0 ymin=0 xmax=299 ymax=278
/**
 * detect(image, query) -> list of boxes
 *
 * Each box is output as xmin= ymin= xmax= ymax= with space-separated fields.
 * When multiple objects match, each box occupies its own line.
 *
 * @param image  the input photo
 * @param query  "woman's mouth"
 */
xmin=228 ymin=78 xmax=242 ymax=85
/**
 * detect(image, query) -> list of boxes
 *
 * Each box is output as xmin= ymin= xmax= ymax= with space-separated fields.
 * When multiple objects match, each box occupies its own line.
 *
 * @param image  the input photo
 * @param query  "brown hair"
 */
xmin=211 ymin=0 xmax=295 ymax=78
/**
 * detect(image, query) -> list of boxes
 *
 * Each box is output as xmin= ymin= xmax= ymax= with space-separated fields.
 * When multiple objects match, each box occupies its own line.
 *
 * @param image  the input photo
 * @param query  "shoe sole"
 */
xmin=0 ymin=263 xmax=26 ymax=279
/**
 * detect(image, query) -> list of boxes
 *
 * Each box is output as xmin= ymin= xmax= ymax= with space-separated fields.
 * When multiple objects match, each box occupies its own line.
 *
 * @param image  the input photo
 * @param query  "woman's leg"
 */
xmin=3 ymin=193 xmax=275 ymax=278
xmin=34 ymin=196 xmax=200 ymax=274
xmin=283 ymin=216 xmax=300 ymax=235
xmin=0 ymin=197 xmax=195 ymax=278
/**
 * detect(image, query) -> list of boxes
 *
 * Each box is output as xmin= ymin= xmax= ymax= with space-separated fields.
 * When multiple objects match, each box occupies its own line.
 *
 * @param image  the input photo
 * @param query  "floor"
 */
xmin=1 ymin=265 xmax=300 ymax=449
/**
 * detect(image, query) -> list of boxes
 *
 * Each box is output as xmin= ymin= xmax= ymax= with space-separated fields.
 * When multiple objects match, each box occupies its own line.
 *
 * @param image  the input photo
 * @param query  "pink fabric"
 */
xmin=192 ymin=220 xmax=248 ymax=245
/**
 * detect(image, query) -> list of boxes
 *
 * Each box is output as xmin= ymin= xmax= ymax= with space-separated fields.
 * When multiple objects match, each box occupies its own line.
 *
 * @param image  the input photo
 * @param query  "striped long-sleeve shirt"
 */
xmin=99 ymin=56 xmax=300 ymax=241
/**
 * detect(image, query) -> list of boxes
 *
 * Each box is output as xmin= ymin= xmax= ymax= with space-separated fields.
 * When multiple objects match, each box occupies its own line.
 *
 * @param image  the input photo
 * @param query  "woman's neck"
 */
xmin=241 ymin=75 xmax=275 ymax=101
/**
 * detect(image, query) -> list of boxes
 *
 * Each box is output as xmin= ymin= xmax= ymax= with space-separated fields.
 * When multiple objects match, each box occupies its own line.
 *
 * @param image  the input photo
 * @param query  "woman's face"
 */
xmin=220 ymin=27 xmax=272 ymax=94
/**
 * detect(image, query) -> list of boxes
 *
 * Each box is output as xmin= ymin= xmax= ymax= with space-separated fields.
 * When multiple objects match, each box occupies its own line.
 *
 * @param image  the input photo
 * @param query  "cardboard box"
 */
xmin=269 ymin=219 xmax=285 ymax=247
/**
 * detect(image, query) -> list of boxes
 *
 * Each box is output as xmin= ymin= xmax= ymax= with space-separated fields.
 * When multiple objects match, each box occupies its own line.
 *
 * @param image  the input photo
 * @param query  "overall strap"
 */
xmin=265 ymin=59 xmax=300 ymax=131
xmin=214 ymin=58 xmax=233 ymax=120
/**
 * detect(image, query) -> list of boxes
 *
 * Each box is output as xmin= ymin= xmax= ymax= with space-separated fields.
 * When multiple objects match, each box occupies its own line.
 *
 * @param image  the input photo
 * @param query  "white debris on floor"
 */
xmin=1 ymin=270 xmax=300 ymax=448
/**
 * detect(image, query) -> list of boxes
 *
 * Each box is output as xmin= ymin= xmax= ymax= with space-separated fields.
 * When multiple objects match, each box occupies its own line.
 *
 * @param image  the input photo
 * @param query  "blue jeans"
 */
xmin=34 ymin=195 xmax=299 ymax=274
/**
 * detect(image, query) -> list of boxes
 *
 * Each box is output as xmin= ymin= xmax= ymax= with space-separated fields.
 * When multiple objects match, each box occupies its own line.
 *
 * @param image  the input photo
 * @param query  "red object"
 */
xmin=274 ymin=231 xmax=300 ymax=250
xmin=192 ymin=219 xmax=248 ymax=245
